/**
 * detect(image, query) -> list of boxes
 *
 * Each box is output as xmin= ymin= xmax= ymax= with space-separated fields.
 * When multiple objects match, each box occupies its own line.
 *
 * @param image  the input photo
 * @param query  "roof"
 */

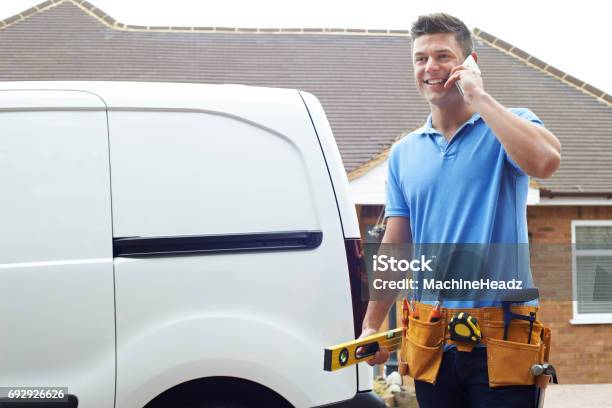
xmin=1 ymin=0 xmax=611 ymax=195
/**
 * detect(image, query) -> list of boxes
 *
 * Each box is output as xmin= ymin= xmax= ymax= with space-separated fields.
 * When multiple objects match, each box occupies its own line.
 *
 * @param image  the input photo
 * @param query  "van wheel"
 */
xmin=184 ymin=400 xmax=288 ymax=408
xmin=184 ymin=403 xmax=249 ymax=408
xmin=145 ymin=377 xmax=293 ymax=408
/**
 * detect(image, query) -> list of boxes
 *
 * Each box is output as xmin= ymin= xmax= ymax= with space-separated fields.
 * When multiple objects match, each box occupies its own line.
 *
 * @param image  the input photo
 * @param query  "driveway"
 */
xmin=544 ymin=384 xmax=612 ymax=407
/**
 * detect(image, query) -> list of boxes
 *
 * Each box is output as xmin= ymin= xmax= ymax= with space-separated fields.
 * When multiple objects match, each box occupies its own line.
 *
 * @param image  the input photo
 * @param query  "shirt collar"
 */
xmin=420 ymin=112 xmax=482 ymax=136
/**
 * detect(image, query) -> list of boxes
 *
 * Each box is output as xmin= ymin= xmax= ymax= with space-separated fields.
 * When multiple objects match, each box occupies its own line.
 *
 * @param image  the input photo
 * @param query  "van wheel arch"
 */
xmin=144 ymin=376 xmax=293 ymax=408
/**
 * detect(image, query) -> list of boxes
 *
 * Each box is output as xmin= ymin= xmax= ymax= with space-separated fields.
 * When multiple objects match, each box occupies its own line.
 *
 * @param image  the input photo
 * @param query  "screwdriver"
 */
xmin=410 ymin=299 xmax=419 ymax=320
xmin=428 ymin=301 xmax=441 ymax=323
xmin=402 ymin=299 xmax=409 ymax=336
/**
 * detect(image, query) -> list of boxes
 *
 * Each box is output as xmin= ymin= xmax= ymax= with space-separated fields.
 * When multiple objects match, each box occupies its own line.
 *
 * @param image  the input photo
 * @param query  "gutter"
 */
xmin=539 ymin=190 xmax=612 ymax=199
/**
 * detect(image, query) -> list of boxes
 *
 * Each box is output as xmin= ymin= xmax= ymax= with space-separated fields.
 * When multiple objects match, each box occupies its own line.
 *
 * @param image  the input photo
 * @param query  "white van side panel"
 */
xmin=114 ymin=253 xmax=355 ymax=408
xmin=110 ymin=95 xmax=358 ymax=407
xmin=108 ymin=110 xmax=319 ymax=237
xmin=0 ymin=97 xmax=115 ymax=408
xmin=299 ymin=91 xmax=360 ymax=239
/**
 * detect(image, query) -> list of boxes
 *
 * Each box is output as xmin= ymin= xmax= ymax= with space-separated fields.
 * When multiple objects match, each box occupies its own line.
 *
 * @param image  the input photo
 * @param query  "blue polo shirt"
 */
xmin=385 ymin=108 xmax=543 ymax=307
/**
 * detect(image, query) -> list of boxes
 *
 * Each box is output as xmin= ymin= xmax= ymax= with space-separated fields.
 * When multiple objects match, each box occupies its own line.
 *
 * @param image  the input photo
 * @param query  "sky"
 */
xmin=1 ymin=0 xmax=611 ymax=94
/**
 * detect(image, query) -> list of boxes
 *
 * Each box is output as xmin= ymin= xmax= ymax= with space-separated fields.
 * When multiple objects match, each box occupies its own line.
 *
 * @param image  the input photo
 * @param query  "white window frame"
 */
xmin=571 ymin=220 xmax=612 ymax=324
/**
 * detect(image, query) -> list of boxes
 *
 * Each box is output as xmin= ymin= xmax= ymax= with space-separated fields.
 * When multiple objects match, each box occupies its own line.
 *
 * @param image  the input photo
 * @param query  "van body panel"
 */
xmin=299 ymin=91 xmax=360 ymax=239
xmin=107 ymin=109 xmax=320 ymax=237
xmin=115 ymin=312 xmax=350 ymax=407
xmin=0 ymin=89 xmax=105 ymax=110
xmin=0 ymin=96 xmax=115 ymax=407
xmin=108 ymin=90 xmax=359 ymax=406
xmin=114 ymin=246 xmax=356 ymax=406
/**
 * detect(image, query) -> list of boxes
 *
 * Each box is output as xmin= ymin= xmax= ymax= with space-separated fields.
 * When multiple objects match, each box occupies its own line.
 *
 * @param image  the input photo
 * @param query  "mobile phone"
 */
xmin=455 ymin=55 xmax=480 ymax=96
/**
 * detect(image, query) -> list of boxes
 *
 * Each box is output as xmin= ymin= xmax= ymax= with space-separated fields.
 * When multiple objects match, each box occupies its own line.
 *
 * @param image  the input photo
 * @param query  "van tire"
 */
xmin=144 ymin=377 xmax=293 ymax=408
xmin=184 ymin=403 xmax=250 ymax=408
xmin=184 ymin=400 xmax=288 ymax=408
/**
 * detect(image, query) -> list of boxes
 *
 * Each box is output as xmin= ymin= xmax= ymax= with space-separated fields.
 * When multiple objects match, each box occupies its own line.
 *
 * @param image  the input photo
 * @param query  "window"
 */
xmin=571 ymin=221 xmax=612 ymax=324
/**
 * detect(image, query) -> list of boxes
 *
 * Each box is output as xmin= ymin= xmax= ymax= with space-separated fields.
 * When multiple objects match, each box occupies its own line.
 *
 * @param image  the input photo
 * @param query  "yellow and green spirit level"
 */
xmin=323 ymin=328 xmax=403 ymax=372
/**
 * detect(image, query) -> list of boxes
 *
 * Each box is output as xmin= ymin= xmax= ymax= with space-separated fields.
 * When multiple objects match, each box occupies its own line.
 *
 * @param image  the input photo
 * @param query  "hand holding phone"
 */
xmin=455 ymin=55 xmax=481 ymax=96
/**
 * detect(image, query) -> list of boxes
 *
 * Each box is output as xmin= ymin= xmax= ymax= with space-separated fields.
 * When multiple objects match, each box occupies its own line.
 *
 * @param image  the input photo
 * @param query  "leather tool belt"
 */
xmin=399 ymin=302 xmax=553 ymax=388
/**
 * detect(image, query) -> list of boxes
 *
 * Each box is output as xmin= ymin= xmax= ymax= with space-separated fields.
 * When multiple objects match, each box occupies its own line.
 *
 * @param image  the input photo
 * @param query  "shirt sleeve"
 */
xmin=504 ymin=108 xmax=545 ymax=176
xmin=384 ymin=144 xmax=410 ymax=219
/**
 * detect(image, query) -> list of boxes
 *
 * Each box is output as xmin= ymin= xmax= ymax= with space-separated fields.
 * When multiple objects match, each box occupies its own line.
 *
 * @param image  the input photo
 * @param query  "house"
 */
xmin=2 ymin=0 xmax=611 ymax=384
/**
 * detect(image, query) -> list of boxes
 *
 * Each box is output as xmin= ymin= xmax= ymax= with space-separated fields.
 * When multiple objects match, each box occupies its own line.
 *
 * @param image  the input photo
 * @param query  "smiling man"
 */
xmin=357 ymin=13 xmax=561 ymax=408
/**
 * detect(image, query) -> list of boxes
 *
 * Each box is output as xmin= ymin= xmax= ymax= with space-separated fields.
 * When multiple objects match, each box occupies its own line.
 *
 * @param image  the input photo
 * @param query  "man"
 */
xmin=358 ymin=13 xmax=561 ymax=407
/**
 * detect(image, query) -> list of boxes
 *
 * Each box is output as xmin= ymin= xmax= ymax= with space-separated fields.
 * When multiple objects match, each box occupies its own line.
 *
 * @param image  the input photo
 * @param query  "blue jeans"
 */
xmin=414 ymin=348 xmax=537 ymax=408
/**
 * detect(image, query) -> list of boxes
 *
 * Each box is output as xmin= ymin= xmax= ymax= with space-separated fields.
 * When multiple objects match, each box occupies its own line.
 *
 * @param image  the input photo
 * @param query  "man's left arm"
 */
xmin=472 ymin=93 xmax=561 ymax=178
xmin=446 ymin=63 xmax=561 ymax=179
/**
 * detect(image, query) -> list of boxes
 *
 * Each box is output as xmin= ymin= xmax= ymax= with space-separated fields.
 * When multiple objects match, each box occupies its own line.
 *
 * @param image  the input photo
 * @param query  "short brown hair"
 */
xmin=410 ymin=13 xmax=473 ymax=58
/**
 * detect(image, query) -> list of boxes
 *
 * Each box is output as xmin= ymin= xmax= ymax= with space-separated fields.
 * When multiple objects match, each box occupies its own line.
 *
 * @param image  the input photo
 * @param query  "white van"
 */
xmin=0 ymin=82 xmax=384 ymax=408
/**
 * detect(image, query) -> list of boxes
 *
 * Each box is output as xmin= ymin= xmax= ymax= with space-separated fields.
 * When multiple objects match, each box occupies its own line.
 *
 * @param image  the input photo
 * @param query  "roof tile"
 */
xmin=20 ymin=7 xmax=38 ymax=18
xmin=3 ymin=14 xmax=22 ymax=25
xmin=493 ymin=38 xmax=513 ymax=51
xmin=475 ymin=29 xmax=496 ymax=43
xmin=564 ymin=74 xmax=584 ymax=88
xmin=80 ymin=1 xmax=96 ymax=11
xmin=545 ymin=65 xmax=565 ymax=78
xmin=527 ymin=56 xmax=547 ymax=69
xmin=583 ymin=83 xmax=605 ymax=97
xmin=90 ymin=7 xmax=106 ymax=19
xmin=37 ymin=0 xmax=54 ymax=8
xmin=509 ymin=46 xmax=529 ymax=60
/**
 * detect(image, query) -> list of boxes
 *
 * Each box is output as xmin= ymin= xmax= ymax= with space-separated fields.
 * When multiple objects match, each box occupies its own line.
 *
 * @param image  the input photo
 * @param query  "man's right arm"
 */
xmin=359 ymin=216 xmax=412 ymax=365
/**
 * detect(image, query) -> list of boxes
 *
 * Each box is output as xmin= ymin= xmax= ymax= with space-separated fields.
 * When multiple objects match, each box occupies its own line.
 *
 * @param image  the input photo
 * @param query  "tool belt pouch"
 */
xmin=484 ymin=317 xmax=551 ymax=388
xmin=400 ymin=317 xmax=444 ymax=384
xmin=486 ymin=338 xmax=542 ymax=387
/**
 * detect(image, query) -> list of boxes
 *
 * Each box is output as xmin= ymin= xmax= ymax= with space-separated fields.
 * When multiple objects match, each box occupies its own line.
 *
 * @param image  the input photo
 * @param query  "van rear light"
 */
xmin=345 ymin=238 xmax=369 ymax=338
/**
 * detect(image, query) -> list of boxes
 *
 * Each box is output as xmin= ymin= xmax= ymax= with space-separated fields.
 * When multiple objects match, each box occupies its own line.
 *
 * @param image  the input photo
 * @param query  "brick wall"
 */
xmin=529 ymin=205 xmax=612 ymax=384
xmin=356 ymin=204 xmax=612 ymax=384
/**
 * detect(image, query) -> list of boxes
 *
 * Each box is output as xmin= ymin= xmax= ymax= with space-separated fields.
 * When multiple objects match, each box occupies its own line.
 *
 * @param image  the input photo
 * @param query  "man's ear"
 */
xmin=472 ymin=52 xmax=478 ymax=63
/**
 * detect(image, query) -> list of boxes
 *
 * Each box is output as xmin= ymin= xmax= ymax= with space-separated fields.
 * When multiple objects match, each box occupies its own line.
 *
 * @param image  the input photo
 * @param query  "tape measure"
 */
xmin=323 ymin=328 xmax=403 ymax=372
xmin=448 ymin=312 xmax=482 ymax=344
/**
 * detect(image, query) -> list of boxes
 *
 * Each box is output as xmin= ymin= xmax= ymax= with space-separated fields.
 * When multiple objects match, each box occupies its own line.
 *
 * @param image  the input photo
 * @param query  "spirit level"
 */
xmin=323 ymin=328 xmax=403 ymax=372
